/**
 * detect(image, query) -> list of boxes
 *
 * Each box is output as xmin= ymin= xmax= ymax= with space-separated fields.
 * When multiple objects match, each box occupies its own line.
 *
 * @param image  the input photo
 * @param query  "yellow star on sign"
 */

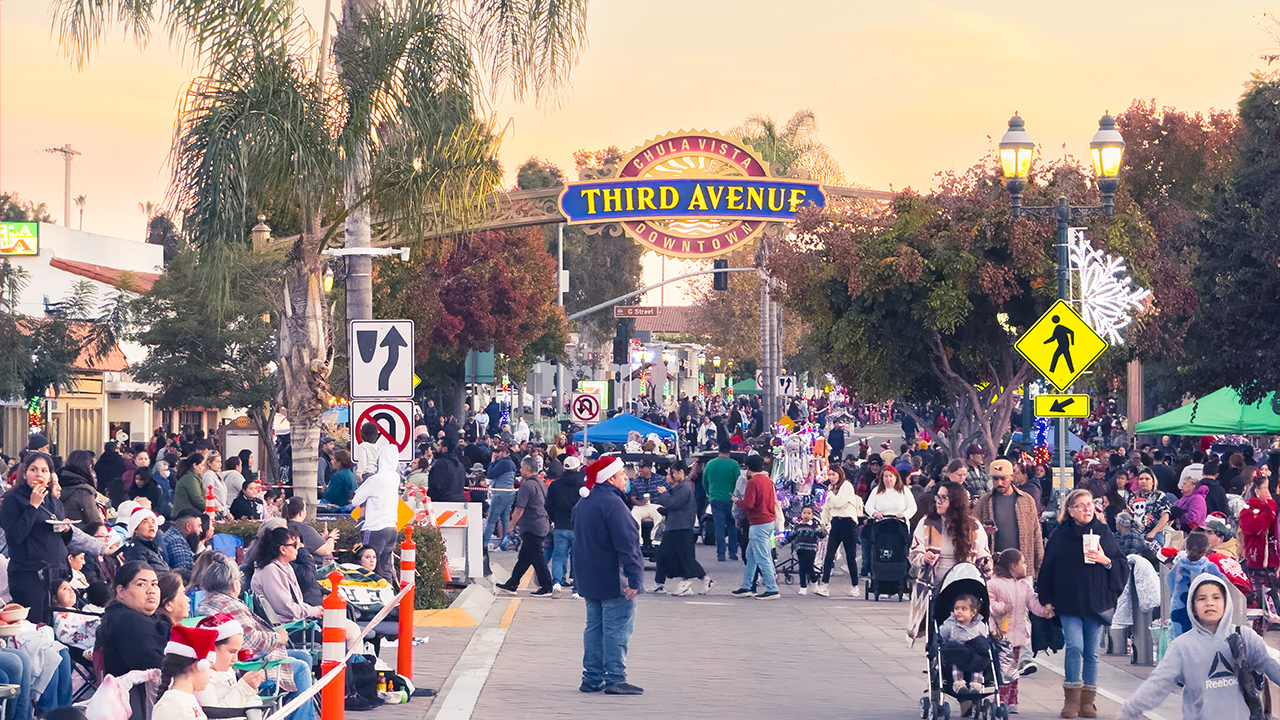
xmin=1014 ymin=299 xmax=1108 ymax=391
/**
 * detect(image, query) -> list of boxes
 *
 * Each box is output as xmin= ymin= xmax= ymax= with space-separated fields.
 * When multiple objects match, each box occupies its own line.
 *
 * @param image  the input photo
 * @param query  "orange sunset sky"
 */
xmin=2 ymin=0 xmax=1275 ymax=301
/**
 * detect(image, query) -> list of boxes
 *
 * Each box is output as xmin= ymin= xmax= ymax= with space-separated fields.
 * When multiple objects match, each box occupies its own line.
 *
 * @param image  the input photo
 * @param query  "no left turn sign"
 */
xmin=351 ymin=399 xmax=415 ymax=461
xmin=571 ymin=392 xmax=601 ymax=424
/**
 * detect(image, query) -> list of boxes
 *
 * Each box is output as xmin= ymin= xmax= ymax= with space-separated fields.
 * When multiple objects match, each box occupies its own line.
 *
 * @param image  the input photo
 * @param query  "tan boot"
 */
xmin=1061 ymin=685 xmax=1082 ymax=719
xmin=1078 ymin=686 xmax=1098 ymax=718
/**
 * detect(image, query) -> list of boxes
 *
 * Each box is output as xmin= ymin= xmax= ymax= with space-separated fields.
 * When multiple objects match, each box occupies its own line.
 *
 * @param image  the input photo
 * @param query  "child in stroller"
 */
xmin=939 ymin=593 xmax=994 ymax=694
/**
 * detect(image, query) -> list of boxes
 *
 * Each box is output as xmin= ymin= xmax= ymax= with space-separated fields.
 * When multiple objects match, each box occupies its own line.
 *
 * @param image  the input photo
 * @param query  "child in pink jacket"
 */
xmin=988 ymin=548 xmax=1054 ymax=711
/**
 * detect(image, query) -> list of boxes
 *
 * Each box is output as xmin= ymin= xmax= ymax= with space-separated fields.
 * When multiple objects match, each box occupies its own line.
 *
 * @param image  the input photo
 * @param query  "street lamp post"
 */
xmin=999 ymin=112 xmax=1124 ymax=492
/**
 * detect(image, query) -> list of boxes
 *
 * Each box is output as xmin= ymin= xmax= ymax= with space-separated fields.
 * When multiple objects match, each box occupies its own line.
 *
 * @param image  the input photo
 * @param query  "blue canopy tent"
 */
xmin=572 ymin=413 xmax=677 ymax=445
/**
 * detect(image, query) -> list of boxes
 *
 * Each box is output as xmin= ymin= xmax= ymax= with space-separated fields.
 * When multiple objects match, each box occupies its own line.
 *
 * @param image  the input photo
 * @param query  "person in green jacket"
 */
xmin=703 ymin=441 xmax=742 ymax=562
xmin=170 ymin=452 xmax=208 ymax=517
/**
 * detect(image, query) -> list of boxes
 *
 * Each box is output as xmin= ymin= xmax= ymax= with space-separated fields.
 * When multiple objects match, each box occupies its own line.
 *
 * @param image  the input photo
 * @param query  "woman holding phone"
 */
xmin=0 ymin=452 xmax=73 ymax=623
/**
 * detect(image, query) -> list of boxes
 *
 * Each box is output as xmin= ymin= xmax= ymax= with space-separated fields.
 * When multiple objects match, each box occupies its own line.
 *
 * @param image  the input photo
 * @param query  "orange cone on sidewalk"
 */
xmin=321 ymin=570 xmax=347 ymax=720
xmin=205 ymin=485 xmax=216 ymax=516
xmin=398 ymin=532 xmax=416 ymax=679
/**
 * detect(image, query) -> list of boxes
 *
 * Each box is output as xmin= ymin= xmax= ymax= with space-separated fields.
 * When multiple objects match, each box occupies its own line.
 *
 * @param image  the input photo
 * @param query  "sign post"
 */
xmin=571 ymin=392 xmax=602 ymax=449
xmin=1016 ymin=300 xmax=1108 ymax=493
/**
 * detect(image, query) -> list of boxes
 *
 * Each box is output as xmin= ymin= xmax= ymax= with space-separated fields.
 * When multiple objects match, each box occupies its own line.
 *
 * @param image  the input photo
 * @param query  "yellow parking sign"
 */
xmin=1014 ymin=300 xmax=1107 ymax=391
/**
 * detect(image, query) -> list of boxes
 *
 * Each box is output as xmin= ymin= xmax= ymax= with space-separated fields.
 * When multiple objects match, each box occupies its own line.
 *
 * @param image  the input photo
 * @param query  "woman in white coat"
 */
xmin=816 ymin=467 xmax=864 ymax=598
xmin=865 ymin=466 xmax=917 ymax=521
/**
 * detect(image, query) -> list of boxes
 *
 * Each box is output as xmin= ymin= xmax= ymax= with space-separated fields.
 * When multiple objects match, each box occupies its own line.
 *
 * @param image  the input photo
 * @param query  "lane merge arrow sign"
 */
xmin=348 ymin=319 xmax=415 ymax=399
xmin=1034 ymin=394 xmax=1092 ymax=418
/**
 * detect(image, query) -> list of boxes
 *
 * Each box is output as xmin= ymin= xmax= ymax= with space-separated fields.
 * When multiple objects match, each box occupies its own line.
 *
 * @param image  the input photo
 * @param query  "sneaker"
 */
xmin=851 ymin=585 xmax=863 ymax=598
xmin=814 ymin=583 xmax=830 ymax=597
xmin=730 ymin=587 xmax=755 ymax=597
xmin=756 ymin=590 xmax=781 ymax=600
xmin=673 ymin=580 xmax=693 ymax=596
xmin=579 ymin=681 xmax=606 ymax=693
xmin=797 ymin=587 xmax=807 ymax=595
xmin=603 ymin=682 xmax=644 ymax=695
xmin=698 ymin=578 xmax=715 ymax=595
xmin=551 ymin=583 xmax=563 ymax=599
xmin=495 ymin=583 xmax=519 ymax=595
xmin=571 ymin=593 xmax=582 ymax=600
xmin=530 ymin=587 xmax=553 ymax=597
xmin=729 ymin=555 xmax=739 ymax=561
xmin=652 ymin=585 xmax=667 ymax=594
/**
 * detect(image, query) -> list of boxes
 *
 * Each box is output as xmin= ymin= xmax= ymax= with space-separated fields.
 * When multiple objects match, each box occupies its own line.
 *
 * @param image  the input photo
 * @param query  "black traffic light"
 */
xmin=713 ymin=259 xmax=728 ymax=291
xmin=612 ymin=320 xmax=629 ymax=365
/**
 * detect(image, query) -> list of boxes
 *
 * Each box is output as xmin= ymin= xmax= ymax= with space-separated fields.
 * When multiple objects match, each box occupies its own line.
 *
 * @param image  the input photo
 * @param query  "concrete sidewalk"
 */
xmin=382 ymin=539 xmax=1197 ymax=720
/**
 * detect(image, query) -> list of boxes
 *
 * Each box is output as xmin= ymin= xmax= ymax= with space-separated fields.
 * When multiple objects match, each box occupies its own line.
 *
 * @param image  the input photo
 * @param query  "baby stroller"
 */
xmin=864 ymin=518 xmax=911 ymax=600
xmin=921 ymin=563 xmax=1009 ymax=720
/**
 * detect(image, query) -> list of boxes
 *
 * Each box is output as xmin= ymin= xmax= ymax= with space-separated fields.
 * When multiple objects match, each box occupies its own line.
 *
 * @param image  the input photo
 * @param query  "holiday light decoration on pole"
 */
xmin=1068 ymin=230 xmax=1151 ymax=344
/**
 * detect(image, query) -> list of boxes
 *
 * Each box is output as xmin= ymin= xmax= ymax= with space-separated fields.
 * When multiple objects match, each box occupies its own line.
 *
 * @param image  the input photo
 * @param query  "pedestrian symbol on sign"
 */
xmin=1046 ymin=315 xmax=1075 ymax=374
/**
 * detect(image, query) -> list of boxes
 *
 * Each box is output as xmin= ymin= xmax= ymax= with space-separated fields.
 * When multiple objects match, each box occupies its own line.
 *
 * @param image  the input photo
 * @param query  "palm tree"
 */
xmin=732 ymin=110 xmax=845 ymax=185
xmin=53 ymin=0 xmax=588 ymax=513
xmin=74 ymin=194 xmax=86 ymax=230
xmin=139 ymin=200 xmax=156 ymax=240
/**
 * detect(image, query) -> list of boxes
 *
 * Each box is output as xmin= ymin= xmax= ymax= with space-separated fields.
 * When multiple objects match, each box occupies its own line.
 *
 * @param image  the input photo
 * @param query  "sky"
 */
xmin=2 ymin=0 xmax=1275 ymax=301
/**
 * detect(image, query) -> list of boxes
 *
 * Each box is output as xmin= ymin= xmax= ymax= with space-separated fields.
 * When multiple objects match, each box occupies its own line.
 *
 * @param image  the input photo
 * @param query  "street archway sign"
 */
xmin=558 ymin=131 xmax=826 ymax=259
xmin=1015 ymin=300 xmax=1108 ymax=391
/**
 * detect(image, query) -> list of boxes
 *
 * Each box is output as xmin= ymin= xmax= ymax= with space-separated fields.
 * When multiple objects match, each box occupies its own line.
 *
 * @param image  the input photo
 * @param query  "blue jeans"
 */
xmin=34 ymin=648 xmax=71 ymax=715
xmin=710 ymin=500 xmax=738 ymax=560
xmin=550 ymin=528 xmax=574 ymax=585
xmin=582 ymin=597 xmax=635 ymax=686
xmin=1060 ymin=615 xmax=1105 ymax=686
xmin=484 ymin=491 xmax=516 ymax=543
xmin=740 ymin=523 xmax=778 ymax=593
xmin=285 ymin=650 xmax=317 ymax=720
xmin=0 ymin=648 xmax=33 ymax=720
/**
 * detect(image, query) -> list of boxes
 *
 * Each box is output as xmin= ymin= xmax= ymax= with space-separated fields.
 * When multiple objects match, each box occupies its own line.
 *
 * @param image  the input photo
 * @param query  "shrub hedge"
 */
xmin=213 ymin=518 xmax=450 ymax=610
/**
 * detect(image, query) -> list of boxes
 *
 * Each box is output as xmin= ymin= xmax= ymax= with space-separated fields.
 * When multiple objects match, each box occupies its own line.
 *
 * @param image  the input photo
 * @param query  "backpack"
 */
xmin=345 ymin=654 xmax=384 ymax=711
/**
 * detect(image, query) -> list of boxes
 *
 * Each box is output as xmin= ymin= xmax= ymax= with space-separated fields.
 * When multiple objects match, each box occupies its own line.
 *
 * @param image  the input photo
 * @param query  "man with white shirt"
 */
xmin=350 ymin=444 xmax=402 ymax=582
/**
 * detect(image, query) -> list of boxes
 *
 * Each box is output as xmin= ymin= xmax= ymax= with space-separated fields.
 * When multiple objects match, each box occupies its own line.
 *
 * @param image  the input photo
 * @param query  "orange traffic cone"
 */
xmin=442 ymin=551 xmax=453 ymax=584
xmin=205 ymin=485 xmax=216 ymax=515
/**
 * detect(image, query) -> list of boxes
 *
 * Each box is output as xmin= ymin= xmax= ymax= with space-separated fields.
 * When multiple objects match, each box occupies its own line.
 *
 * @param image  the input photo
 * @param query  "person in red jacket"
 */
xmin=1239 ymin=468 xmax=1278 ymax=602
xmin=731 ymin=454 xmax=780 ymax=600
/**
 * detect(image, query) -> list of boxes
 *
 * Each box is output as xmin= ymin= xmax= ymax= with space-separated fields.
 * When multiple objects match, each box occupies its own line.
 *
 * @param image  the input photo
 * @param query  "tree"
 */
xmin=0 ymin=193 xmax=53 ymax=223
xmin=55 ymin=0 xmax=588 ymax=515
xmin=375 ymin=226 xmax=566 ymax=414
xmin=146 ymin=212 xmax=183 ymax=264
xmin=1180 ymin=77 xmax=1280 ymax=403
xmin=686 ymin=246 xmax=809 ymax=379
xmin=0 ymin=261 xmax=131 ymax=417
xmin=74 ymin=195 xmax=86 ymax=230
xmin=517 ymin=153 xmax=644 ymax=350
xmin=772 ymin=156 xmax=1120 ymax=456
xmin=131 ymin=245 xmax=283 ymax=480
xmin=731 ymin=110 xmax=845 ymax=185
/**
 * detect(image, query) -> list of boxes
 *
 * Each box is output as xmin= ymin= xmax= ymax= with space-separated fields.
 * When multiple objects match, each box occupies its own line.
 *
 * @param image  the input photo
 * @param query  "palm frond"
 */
xmin=51 ymin=0 xmax=157 ymax=68
xmin=468 ymin=0 xmax=588 ymax=101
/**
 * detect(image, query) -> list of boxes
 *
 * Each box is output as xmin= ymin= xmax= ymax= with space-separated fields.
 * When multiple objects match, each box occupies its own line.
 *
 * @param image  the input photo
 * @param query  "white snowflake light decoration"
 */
xmin=1068 ymin=229 xmax=1151 ymax=344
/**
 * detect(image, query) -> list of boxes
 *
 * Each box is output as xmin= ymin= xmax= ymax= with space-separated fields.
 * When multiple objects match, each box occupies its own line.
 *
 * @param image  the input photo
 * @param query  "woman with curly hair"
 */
xmin=908 ymin=481 xmax=991 ymax=584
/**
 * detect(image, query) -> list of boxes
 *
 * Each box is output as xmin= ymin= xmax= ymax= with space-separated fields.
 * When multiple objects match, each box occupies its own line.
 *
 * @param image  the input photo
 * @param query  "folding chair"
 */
xmin=250 ymin=593 xmax=322 ymax=668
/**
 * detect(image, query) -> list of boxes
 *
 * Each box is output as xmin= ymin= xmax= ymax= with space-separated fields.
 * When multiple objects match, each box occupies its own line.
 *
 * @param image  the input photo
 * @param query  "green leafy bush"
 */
xmin=214 ymin=519 xmax=449 ymax=609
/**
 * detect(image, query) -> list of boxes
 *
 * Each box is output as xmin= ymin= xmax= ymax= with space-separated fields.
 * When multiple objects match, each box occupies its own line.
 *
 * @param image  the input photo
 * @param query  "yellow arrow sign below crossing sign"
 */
xmin=1015 ymin=299 xmax=1107 ymax=391
xmin=1034 ymin=394 xmax=1092 ymax=418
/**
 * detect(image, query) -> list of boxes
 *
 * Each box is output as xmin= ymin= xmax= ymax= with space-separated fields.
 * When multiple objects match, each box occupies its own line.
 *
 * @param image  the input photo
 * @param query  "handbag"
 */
xmin=1030 ymin=613 xmax=1064 ymax=654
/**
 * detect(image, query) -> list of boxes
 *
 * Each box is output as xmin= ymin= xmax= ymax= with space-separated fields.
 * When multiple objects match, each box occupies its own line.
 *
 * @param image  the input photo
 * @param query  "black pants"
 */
xmin=505 ymin=532 xmax=552 ymax=591
xmin=656 ymin=529 xmax=706 ymax=583
xmin=821 ymin=516 xmax=859 ymax=583
xmin=796 ymin=548 xmax=818 ymax=587
xmin=9 ymin=567 xmax=60 ymax=626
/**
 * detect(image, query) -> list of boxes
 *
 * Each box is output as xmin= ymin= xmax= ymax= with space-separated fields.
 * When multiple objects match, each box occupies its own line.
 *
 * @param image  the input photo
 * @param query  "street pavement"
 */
xmin=367 ymin=422 xmax=1204 ymax=720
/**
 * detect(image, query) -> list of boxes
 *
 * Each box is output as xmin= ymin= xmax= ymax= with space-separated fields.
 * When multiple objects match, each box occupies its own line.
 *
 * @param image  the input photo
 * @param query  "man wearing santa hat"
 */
xmin=572 ymin=456 xmax=645 ymax=695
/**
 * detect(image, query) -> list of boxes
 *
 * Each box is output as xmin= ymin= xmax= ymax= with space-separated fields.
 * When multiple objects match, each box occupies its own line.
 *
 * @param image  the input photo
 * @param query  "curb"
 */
xmin=415 ymin=579 xmax=496 ymax=627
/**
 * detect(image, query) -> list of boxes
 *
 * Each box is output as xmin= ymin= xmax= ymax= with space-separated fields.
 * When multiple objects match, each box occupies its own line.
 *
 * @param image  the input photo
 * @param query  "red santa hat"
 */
xmin=582 ymin=457 xmax=625 ymax=498
xmin=164 ymin=624 xmax=220 ymax=670
xmin=125 ymin=506 xmax=163 ymax=537
xmin=196 ymin=612 xmax=244 ymax=642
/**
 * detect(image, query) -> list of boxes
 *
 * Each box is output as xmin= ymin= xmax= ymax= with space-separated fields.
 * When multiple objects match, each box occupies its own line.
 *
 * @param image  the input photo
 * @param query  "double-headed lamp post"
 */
xmin=999 ymin=112 xmax=1125 ymax=472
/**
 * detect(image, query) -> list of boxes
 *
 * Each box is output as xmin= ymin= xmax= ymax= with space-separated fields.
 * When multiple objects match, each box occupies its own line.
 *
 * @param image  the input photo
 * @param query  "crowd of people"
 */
xmin=0 ymin=426 xmax=399 ymax=720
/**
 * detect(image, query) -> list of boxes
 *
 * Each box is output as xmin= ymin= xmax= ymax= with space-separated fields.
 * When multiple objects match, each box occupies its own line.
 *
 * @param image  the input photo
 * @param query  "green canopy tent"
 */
xmin=730 ymin=378 xmax=761 ymax=395
xmin=1134 ymin=386 xmax=1280 ymax=436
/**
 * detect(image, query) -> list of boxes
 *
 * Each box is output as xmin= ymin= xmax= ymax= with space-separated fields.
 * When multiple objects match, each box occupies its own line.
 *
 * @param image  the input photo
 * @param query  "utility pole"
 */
xmin=44 ymin=144 xmax=80 ymax=226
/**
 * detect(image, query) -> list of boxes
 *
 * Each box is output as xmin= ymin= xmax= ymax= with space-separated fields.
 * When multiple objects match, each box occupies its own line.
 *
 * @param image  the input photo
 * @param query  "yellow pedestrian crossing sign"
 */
xmin=1015 ymin=300 xmax=1107 ymax=391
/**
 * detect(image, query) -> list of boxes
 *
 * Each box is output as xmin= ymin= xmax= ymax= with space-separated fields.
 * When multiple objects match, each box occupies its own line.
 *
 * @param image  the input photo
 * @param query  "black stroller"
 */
xmin=921 ymin=563 xmax=1009 ymax=720
xmin=863 ymin=518 xmax=911 ymax=601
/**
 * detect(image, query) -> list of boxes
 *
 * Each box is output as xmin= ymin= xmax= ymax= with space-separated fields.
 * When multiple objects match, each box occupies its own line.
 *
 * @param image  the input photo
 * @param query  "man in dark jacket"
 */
xmin=827 ymin=421 xmax=846 ymax=462
xmin=1201 ymin=456 xmax=1229 ymax=517
xmin=426 ymin=446 xmax=467 ymax=503
xmin=94 ymin=442 xmax=128 ymax=508
xmin=572 ymin=456 xmax=644 ymax=695
xmin=544 ymin=456 xmax=585 ymax=596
